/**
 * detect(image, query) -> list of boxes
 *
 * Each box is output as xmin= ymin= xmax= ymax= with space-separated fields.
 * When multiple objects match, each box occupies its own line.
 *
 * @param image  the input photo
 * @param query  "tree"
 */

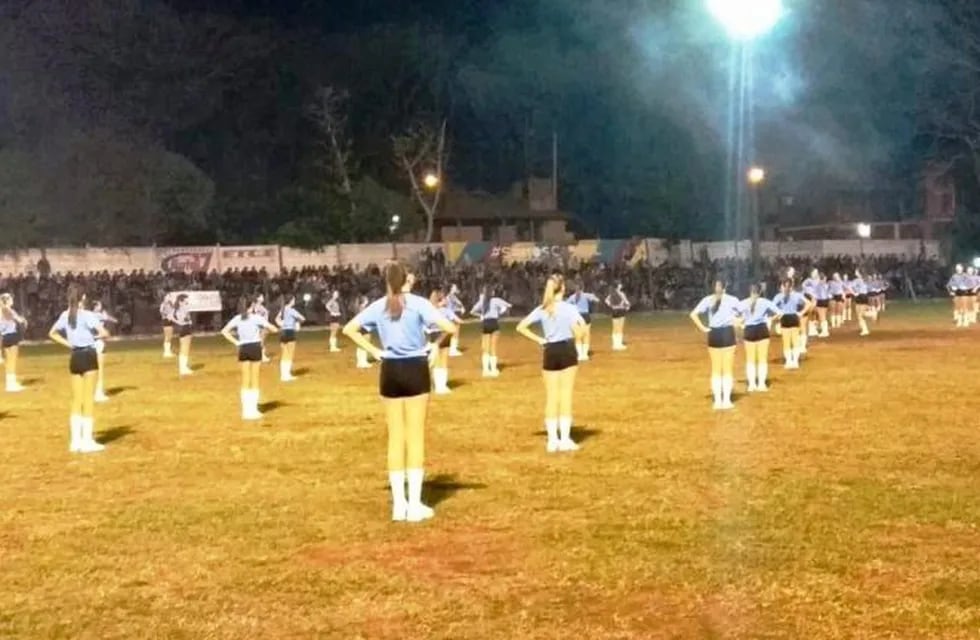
xmin=307 ymin=86 xmax=357 ymax=223
xmin=393 ymin=120 xmax=448 ymax=242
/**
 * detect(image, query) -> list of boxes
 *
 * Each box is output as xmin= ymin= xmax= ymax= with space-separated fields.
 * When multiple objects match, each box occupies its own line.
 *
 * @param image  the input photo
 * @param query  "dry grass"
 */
xmin=1 ymin=301 xmax=978 ymax=639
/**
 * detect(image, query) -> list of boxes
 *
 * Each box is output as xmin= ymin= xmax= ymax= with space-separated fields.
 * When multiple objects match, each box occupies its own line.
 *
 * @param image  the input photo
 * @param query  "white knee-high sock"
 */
xmin=406 ymin=469 xmax=425 ymax=506
xmin=746 ymin=363 xmax=757 ymax=387
xmin=758 ymin=362 xmax=768 ymax=387
xmin=69 ymin=415 xmax=82 ymax=449
xmin=178 ymin=355 xmax=189 ymax=373
xmin=783 ymin=349 xmax=792 ymax=365
xmin=489 ymin=355 xmax=499 ymax=372
xmin=558 ymin=416 xmax=573 ymax=441
xmin=329 ymin=336 xmax=338 ymax=350
xmin=721 ymin=376 xmax=733 ymax=404
xmin=240 ymin=389 xmax=248 ymax=413
xmin=711 ymin=376 xmax=722 ymax=405
xmin=481 ymin=353 xmax=491 ymax=373
xmin=389 ymin=470 xmax=407 ymax=507
xmin=450 ymin=335 xmax=459 ymax=351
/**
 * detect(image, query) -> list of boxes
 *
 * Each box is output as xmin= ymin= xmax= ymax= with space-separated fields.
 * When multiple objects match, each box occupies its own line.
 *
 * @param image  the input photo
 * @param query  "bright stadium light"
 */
xmin=856 ymin=223 xmax=872 ymax=239
xmin=747 ymin=166 xmax=765 ymax=184
xmin=973 ymin=256 xmax=980 ymax=269
xmin=707 ymin=0 xmax=784 ymax=41
xmin=422 ymin=172 xmax=440 ymax=190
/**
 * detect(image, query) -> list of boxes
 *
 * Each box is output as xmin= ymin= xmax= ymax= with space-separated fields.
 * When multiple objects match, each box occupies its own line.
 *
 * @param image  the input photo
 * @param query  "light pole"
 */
xmin=748 ymin=166 xmax=765 ymax=279
xmin=389 ymin=214 xmax=401 ymax=258
xmin=856 ymin=223 xmax=871 ymax=256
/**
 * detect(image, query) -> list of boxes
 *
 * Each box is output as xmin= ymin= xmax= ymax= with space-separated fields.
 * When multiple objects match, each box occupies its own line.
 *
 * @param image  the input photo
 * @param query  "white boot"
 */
xmin=329 ymin=336 xmax=340 ymax=352
xmin=489 ymin=355 xmax=500 ymax=377
xmin=244 ymin=390 xmax=262 ymax=420
xmin=79 ymin=417 xmax=104 ymax=453
xmin=481 ymin=353 xmax=492 ymax=377
xmin=449 ymin=335 xmax=462 ymax=357
xmin=746 ymin=364 xmax=757 ymax=392
xmin=577 ymin=344 xmax=588 ymax=362
xmin=720 ymin=376 xmax=734 ymax=409
xmin=545 ymin=418 xmax=560 ymax=452
xmin=807 ymin=322 xmax=818 ymax=337
xmin=711 ymin=375 xmax=723 ymax=409
xmin=5 ymin=374 xmax=23 ymax=392
xmin=433 ymin=368 xmax=450 ymax=394
xmin=558 ymin=416 xmax=579 ymax=451
xmin=819 ymin=321 xmax=830 ymax=338
xmin=163 ymin=343 xmax=173 ymax=359
xmin=178 ymin=355 xmax=192 ymax=376
xmin=95 ymin=382 xmax=109 ymax=403
xmin=69 ymin=415 xmax=83 ymax=453
xmin=389 ymin=470 xmax=408 ymax=521
xmin=757 ymin=363 xmax=769 ymax=391
xmin=405 ymin=469 xmax=434 ymax=522
xmin=356 ymin=348 xmax=371 ymax=369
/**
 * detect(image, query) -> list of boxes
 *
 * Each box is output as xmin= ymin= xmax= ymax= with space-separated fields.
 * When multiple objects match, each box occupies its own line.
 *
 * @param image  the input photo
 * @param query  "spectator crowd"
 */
xmin=0 ymin=253 xmax=951 ymax=340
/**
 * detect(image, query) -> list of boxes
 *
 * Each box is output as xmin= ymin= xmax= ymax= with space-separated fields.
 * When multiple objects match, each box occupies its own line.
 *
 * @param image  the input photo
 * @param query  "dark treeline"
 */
xmin=1 ymin=0 xmax=979 ymax=251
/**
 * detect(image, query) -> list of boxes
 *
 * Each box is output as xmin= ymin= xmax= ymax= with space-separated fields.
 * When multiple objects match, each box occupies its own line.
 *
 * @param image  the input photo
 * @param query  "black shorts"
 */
xmin=780 ymin=314 xmax=801 ymax=329
xmin=855 ymin=294 xmax=869 ymax=305
xmin=611 ymin=309 xmax=626 ymax=319
xmin=743 ymin=324 xmax=770 ymax=342
xmin=329 ymin=315 xmax=343 ymax=325
xmin=162 ymin=318 xmax=173 ymax=328
xmin=954 ymin=290 xmax=970 ymax=297
xmin=380 ymin=357 xmax=430 ymax=399
xmin=816 ymin=299 xmax=830 ymax=309
xmin=707 ymin=326 xmax=736 ymax=349
xmin=69 ymin=347 xmax=98 ymax=375
xmin=832 ymin=295 xmax=844 ymax=303
xmin=177 ymin=324 xmax=193 ymax=338
xmin=280 ymin=329 xmax=296 ymax=344
xmin=580 ymin=313 xmax=591 ymax=325
xmin=803 ymin=293 xmax=814 ymax=302
xmin=543 ymin=340 xmax=578 ymax=371
xmin=238 ymin=343 xmax=262 ymax=362
xmin=1 ymin=332 xmax=20 ymax=349
xmin=482 ymin=318 xmax=500 ymax=334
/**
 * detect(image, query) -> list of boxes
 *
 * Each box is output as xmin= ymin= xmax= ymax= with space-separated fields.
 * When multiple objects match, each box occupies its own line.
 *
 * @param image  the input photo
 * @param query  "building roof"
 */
xmin=436 ymin=189 xmax=569 ymax=223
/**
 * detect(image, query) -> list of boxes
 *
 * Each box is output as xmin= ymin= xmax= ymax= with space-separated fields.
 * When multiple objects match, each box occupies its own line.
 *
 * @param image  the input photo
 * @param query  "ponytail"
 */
xmin=67 ymin=286 xmax=81 ymax=329
xmin=542 ymin=275 xmax=564 ymax=316
xmin=238 ymin=295 xmax=252 ymax=321
xmin=482 ymin=286 xmax=490 ymax=315
xmin=749 ymin=284 xmax=761 ymax=315
xmin=384 ymin=262 xmax=407 ymax=320
xmin=711 ymin=294 xmax=722 ymax=315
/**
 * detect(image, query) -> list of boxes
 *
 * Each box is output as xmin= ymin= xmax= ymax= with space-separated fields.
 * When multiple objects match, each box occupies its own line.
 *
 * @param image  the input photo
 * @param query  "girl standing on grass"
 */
xmin=48 ymin=287 xmax=109 ymax=453
xmin=773 ymin=280 xmax=811 ymax=368
xmin=0 ymin=293 xmax=27 ymax=393
xmin=222 ymin=295 xmax=279 ymax=420
xmin=569 ymin=284 xmax=600 ymax=361
xmin=427 ymin=289 xmax=461 ymax=394
xmin=254 ymin=293 xmax=272 ymax=363
xmin=325 ymin=290 xmax=343 ymax=352
xmin=470 ymin=285 xmax=512 ymax=377
xmin=354 ymin=293 xmax=374 ymax=369
xmin=739 ymin=284 xmax=781 ymax=393
xmin=813 ymin=271 xmax=831 ymax=338
xmin=604 ymin=282 xmax=631 ymax=351
xmin=689 ymin=280 xmax=741 ymax=410
xmin=159 ymin=293 xmax=176 ymax=358
xmin=851 ymin=271 xmax=872 ymax=337
xmin=829 ymin=273 xmax=845 ymax=329
xmin=275 ymin=295 xmax=305 ymax=382
xmin=174 ymin=294 xmax=195 ymax=376
xmin=343 ymin=262 xmax=457 ymax=523
xmin=516 ymin=274 xmax=586 ymax=452
xmin=447 ymin=283 xmax=465 ymax=357
xmin=91 ymin=301 xmax=118 ymax=403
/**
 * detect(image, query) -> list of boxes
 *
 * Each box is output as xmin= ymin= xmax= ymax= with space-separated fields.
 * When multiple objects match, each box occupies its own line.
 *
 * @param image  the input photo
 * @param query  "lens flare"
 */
xmin=707 ymin=0 xmax=783 ymax=41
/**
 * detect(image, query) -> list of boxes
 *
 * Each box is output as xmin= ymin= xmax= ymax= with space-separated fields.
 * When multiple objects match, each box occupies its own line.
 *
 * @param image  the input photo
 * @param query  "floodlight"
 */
xmin=707 ymin=0 xmax=783 ymax=41
xmin=856 ymin=223 xmax=872 ymax=239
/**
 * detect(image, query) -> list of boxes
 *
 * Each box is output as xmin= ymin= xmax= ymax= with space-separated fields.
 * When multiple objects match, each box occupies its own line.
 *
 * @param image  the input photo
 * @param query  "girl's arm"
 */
xmin=294 ymin=310 xmax=306 ymax=323
xmin=516 ymin=315 xmax=545 ymax=346
xmin=263 ymin=318 xmax=279 ymax=334
xmin=689 ymin=309 xmax=709 ymax=333
xmin=342 ymin=319 xmax=383 ymax=361
xmin=220 ymin=320 xmax=239 ymax=347
xmin=48 ymin=328 xmax=71 ymax=349
xmin=275 ymin=311 xmax=284 ymax=328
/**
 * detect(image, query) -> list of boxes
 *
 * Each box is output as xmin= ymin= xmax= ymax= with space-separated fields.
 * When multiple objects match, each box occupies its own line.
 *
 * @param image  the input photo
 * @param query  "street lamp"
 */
xmin=747 ymin=166 xmax=765 ymax=278
xmin=857 ymin=223 xmax=871 ymax=256
xmin=422 ymin=172 xmax=440 ymax=190
xmin=389 ymin=214 xmax=401 ymax=258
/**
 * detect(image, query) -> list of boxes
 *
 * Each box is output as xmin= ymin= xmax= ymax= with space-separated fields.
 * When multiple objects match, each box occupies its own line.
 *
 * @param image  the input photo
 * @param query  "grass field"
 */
xmin=1 ymin=301 xmax=979 ymax=639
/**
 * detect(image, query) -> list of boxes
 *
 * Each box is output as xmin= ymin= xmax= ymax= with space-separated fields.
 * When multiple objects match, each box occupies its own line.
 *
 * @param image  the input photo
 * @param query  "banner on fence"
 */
xmin=169 ymin=290 xmax=222 ymax=313
xmin=158 ymin=247 xmax=217 ymax=273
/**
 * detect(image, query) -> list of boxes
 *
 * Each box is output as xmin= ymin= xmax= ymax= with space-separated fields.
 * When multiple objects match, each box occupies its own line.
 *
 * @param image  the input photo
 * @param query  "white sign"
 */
xmin=170 ymin=291 xmax=222 ymax=313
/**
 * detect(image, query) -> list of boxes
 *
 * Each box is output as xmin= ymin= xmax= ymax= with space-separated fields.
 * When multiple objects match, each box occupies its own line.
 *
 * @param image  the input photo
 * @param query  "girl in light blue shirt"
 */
xmin=275 ymin=295 xmax=306 ymax=382
xmin=91 ymin=301 xmax=118 ymax=404
xmin=428 ymin=289 xmax=463 ymax=394
xmin=343 ymin=262 xmax=458 ymax=524
xmin=604 ymin=282 xmax=630 ymax=352
xmin=447 ymin=283 xmax=465 ymax=356
xmin=222 ymin=295 xmax=279 ymax=421
xmin=689 ymin=280 xmax=741 ymax=410
xmin=569 ymin=285 xmax=600 ymax=361
xmin=0 ymin=293 xmax=27 ymax=393
xmin=48 ymin=287 xmax=110 ymax=454
xmin=851 ymin=271 xmax=872 ymax=336
xmin=174 ymin=294 xmax=194 ymax=376
xmin=739 ymin=284 xmax=781 ymax=393
xmin=517 ymin=274 xmax=586 ymax=452
xmin=470 ymin=286 xmax=512 ymax=377
xmin=773 ymin=280 xmax=812 ymax=368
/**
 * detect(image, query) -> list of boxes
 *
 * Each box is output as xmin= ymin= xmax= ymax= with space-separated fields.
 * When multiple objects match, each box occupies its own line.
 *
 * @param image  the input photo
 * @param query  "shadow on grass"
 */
xmin=447 ymin=379 xmax=467 ymax=390
xmin=189 ymin=363 xmax=206 ymax=372
xmin=532 ymin=425 xmax=602 ymax=443
xmin=422 ymin=473 xmax=487 ymax=507
xmin=258 ymin=400 xmax=287 ymax=414
xmin=0 ymin=411 xmax=11 ymax=420
xmin=106 ymin=385 xmax=137 ymax=398
xmin=96 ymin=425 xmax=134 ymax=444
xmin=20 ymin=377 xmax=42 ymax=387
xmin=292 ymin=367 xmax=311 ymax=377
